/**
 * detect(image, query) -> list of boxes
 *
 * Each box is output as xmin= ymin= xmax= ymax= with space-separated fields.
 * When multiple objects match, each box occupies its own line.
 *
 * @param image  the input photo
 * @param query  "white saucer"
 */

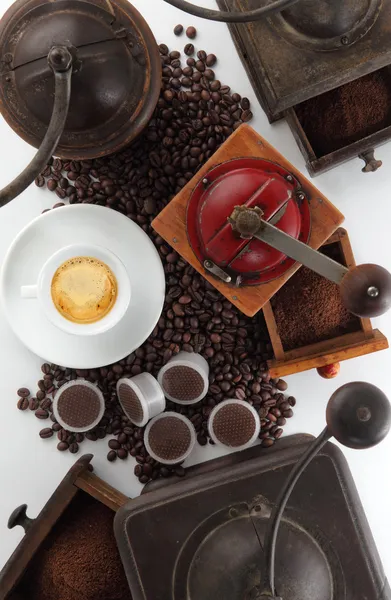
xmin=0 ymin=205 xmax=165 ymax=368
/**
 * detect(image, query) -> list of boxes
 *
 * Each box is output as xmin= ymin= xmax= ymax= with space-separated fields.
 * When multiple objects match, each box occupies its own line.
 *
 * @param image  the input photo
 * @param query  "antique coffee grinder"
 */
xmin=0 ymin=0 xmax=161 ymax=206
xmin=164 ymin=0 xmax=391 ymax=175
xmin=153 ymin=124 xmax=391 ymax=319
xmin=114 ymin=380 xmax=391 ymax=599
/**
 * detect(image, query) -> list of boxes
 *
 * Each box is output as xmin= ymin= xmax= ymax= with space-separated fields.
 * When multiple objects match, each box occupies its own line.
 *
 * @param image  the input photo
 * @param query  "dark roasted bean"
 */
xmin=17 ymin=397 xmax=29 ymax=410
xmin=186 ymin=26 xmax=197 ymax=39
xmin=184 ymin=43 xmax=195 ymax=56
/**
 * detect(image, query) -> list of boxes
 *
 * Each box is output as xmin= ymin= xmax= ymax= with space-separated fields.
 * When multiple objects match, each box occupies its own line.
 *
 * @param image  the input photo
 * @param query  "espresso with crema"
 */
xmin=51 ymin=257 xmax=117 ymax=324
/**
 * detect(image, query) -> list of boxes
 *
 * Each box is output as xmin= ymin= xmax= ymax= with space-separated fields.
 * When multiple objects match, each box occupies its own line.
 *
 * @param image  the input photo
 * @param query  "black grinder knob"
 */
xmin=326 ymin=381 xmax=391 ymax=449
xmin=340 ymin=264 xmax=391 ymax=318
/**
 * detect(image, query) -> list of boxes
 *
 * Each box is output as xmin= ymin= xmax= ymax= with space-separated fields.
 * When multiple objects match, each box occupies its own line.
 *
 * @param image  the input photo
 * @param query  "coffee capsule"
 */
xmin=157 ymin=351 xmax=209 ymax=405
xmin=144 ymin=412 xmax=196 ymax=465
xmin=53 ymin=380 xmax=105 ymax=433
xmin=116 ymin=373 xmax=165 ymax=427
xmin=208 ymin=399 xmax=260 ymax=451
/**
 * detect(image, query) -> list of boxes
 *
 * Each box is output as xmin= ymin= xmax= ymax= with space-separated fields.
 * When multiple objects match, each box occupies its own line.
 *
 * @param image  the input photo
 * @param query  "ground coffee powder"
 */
xmin=271 ymin=243 xmax=361 ymax=350
xmin=295 ymin=69 xmax=391 ymax=156
xmin=23 ymin=492 xmax=131 ymax=600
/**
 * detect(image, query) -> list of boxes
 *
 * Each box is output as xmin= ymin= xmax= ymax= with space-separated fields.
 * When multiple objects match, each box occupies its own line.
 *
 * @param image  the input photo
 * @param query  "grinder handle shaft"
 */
xmin=0 ymin=46 xmax=72 ymax=207
xmin=340 ymin=264 xmax=391 ymax=318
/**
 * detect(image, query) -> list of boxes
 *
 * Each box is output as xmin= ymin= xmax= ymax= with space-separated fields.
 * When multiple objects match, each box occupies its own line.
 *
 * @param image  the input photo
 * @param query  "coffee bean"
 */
xmin=41 ymin=398 xmax=52 ymax=411
xmin=195 ymin=60 xmax=205 ymax=72
xmin=108 ymin=439 xmax=121 ymax=450
xmin=186 ymin=26 xmax=197 ymax=39
xmin=184 ymin=43 xmax=195 ymax=56
xmin=262 ymin=438 xmax=274 ymax=448
xmin=283 ymin=409 xmax=294 ymax=418
xmin=69 ymin=442 xmax=79 ymax=454
xmin=276 ymin=379 xmax=288 ymax=391
xmin=242 ymin=109 xmax=253 ymax=122
xmin=17 ymin=388 xmax=30 ymax=398
xmin=57 ymin=441 xmax=69 ymax=451
xmin=39 ymin=428 xmax=53 ymax=439
xmin=159 ymin=43 xmax=169 ymax=55
xmin=274 ymin=428 xmax=283 ymax=439
xmin=174 ymin=24 xmax=183 ymax=35
xmin=57 ymin=429 xmax=68 ymax=442
xmin=28 ymin=397 xmax=39 ymax=411
xmin=117 ymin=448 xmax=128 ymax=459
xmin=258 ymin=406 xmax=268 ymax=419
xmin=36 ymin=390 xmax=46 ymax=401
xmin=17 ymin=397 xmax=29 ymax=410
xmin=47 ymin=179 xmax=57 ymax=191
xmin=107 ymin=450 xmax=117 ymax=462
xmin=241 ymin=97 xmax=250 ymax=110
xmin=35 ymin=409 xmax=49 ymax=419
xmin=206 ymin=54 xmax=217 ymax=67
xmin=205 ymin=69 xmax=215 ymax=81
xmin=288 ymin=396 xmax=296 ymax=407
xmin=235 ymin=388 xmax=246 ymax=401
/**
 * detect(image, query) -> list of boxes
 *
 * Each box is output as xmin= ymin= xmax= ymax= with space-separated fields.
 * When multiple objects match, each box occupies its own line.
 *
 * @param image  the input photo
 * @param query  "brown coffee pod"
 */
xmin=144 ymin=412 xmax=196 ymax=464
xmin=116 ymin=373 xmax=165 ymax=427
xmin=53 ymin=380 xmax=105 ymax=433
xmin=208 ymin=400 xmax=260 ymax=450
xmin=158 ymin=351 xmax=209 ymax=405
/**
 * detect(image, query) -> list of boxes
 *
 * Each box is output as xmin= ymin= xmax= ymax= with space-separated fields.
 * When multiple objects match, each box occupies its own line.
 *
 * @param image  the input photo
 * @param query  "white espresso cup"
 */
xmin=20 ymin=244 xmax=131 ymax=336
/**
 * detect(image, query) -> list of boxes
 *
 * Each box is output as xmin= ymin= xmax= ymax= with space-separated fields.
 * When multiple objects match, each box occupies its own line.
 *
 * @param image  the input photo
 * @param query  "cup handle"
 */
xmin=21 ymin=285 xmax=38 ymax=299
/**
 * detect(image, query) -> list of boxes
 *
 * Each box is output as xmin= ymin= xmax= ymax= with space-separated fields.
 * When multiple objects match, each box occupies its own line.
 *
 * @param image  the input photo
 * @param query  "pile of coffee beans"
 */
xmin=19 ymin=38 xmax=295 ymax=485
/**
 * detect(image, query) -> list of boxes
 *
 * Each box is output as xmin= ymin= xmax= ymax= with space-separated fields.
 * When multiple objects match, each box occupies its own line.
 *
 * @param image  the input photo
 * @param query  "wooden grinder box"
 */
xmin=153 ymin=125 xmax=388 ymax=376
xmin=264 ymin=228 xmax=389 ymax=377
xmin=0 ymin=455 xmax=129 ymax=600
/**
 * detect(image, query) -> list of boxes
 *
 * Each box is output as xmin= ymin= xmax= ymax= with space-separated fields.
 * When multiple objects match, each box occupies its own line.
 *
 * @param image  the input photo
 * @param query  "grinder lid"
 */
xmin=0 ymin=0 xmax=161 ymax=159
xmin=186 ymin=157 xmax=311 ymax=286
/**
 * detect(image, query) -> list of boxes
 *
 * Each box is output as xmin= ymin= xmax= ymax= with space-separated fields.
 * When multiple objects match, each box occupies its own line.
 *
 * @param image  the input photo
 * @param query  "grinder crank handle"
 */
xmin=0 ymin=46 xmax=73 ymax=208
xmin=162 ymin=0 xmax=300 ymax=23
xmin=228 ymin=206 xmax=391 ymax=318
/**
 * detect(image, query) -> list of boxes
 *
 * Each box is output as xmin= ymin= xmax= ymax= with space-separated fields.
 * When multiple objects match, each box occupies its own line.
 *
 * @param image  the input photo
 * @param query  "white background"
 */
xmin=1 ymin=0 xmax=391 ymax=583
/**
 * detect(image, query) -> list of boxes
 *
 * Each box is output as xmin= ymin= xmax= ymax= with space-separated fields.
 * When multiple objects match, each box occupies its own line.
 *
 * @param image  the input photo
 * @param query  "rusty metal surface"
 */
xmin=0 ymin=0 xmax=161 ymax=159
xmin=216 ymin=0 xmax=391 ymax=120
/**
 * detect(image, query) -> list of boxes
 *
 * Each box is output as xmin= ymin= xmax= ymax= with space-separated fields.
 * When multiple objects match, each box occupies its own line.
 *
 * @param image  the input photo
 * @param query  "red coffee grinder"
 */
xmin=153 ymin=124 xmax=391 ymax=321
